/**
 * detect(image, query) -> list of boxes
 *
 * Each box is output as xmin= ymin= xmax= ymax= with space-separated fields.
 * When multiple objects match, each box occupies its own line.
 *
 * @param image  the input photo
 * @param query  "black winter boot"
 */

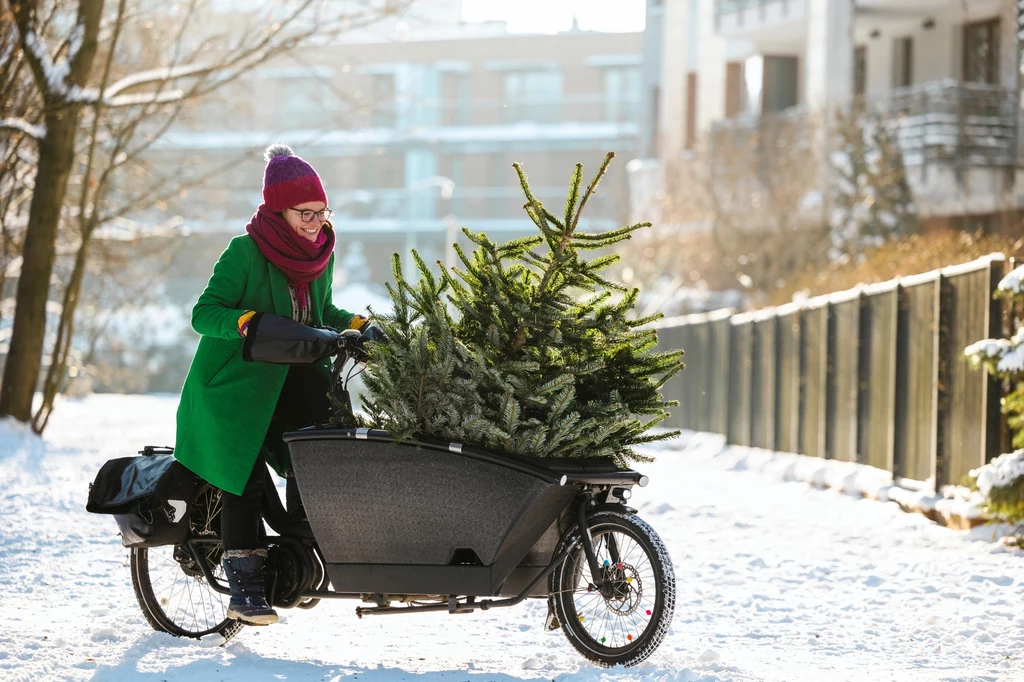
xmin=223 ymin=550 xmax=279 ymax=625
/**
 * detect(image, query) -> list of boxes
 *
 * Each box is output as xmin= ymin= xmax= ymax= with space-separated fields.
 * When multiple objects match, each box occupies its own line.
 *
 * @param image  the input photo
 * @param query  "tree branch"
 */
xmin=12 ymin=0 xmax=103 ymax=103
xmin=0 ymin=117 xmax=45 ymax=140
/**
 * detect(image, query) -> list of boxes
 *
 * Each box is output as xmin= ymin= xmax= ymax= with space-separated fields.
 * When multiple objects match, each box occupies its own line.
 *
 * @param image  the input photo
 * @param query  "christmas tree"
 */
xmin=359 ymin=153 xmax=685 ymax=466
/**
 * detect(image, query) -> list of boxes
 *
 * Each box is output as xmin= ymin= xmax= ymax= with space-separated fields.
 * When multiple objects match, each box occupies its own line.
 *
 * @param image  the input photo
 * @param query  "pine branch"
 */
xmin=570 ymin=151 xmax=614 ymax=232
xmin=564 ymin=163 xmax=583 ymax=228
xmin=361 ymin=152 xmax=684 ymax=466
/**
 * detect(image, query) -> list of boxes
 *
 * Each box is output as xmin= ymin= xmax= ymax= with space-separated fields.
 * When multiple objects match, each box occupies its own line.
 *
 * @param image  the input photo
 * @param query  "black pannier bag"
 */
xmin=86 ymin=447 xmax=197 ymax=548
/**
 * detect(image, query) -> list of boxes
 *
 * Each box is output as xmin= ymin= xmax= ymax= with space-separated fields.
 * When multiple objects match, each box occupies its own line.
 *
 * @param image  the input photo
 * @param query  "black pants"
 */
xmin=220 ymin=366 xmax=331 ymax=551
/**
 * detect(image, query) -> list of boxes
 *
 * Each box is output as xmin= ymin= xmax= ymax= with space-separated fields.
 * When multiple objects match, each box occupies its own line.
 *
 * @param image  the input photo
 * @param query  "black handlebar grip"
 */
xmin=242 ymin=313 xmax=342 ymax=365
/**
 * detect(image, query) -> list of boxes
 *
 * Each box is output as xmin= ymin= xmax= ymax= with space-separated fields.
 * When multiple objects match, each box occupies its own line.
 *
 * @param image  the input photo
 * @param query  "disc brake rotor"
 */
xmin=602 ymin=562 xmax=643 ymax=616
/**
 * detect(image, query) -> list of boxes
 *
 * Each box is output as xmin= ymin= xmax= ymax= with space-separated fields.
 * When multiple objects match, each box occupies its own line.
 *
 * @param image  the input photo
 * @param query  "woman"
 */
xmin=174 ymin=144 xmax=365 ymax=625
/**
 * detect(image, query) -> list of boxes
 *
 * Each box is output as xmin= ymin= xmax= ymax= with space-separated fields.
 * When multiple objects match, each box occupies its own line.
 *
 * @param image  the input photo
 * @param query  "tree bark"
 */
xmin=0 ymin=0 xmax=103 ymax=420
xmin=0 ymin=112 xmax=80 ymax=419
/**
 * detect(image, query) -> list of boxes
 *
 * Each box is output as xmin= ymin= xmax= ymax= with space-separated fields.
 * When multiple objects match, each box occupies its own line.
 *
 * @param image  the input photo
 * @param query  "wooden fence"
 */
xmin=656 ymin=254 xmax=1014 ymax=490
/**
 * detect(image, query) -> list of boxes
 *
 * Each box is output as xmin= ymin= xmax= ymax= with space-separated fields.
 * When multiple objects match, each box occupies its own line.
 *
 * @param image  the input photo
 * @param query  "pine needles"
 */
xmin=359 ymin=153 xmax=686 ymax=467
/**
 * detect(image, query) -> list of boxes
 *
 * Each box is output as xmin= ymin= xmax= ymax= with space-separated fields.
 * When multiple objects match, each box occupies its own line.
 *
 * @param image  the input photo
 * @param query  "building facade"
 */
xmin=637 ymin=0 xmax=1022 ymax=228
xmin=147 ymin=14 xmax=643 ymax=290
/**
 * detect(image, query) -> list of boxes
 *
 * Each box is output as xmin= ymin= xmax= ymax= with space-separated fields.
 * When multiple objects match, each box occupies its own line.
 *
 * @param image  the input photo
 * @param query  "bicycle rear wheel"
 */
xmin=130 ymin=485 xmax=243 ymax=641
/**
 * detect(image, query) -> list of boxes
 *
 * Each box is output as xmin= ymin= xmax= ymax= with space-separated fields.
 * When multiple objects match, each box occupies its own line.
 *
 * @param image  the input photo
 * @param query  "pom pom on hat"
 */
xmin=261 ymin=143 xmax=327 ymax=212
xmin=264 ymin=143 xmax=295 ymax=162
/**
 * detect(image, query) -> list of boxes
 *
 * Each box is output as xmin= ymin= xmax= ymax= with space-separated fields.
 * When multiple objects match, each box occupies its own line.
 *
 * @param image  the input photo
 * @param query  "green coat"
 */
xmin=174 ymin=234 xmax=355 ymax=496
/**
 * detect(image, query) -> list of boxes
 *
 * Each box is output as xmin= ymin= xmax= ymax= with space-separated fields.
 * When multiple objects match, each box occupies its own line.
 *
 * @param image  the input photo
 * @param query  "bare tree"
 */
xmin=0 ymin=0 xmax=413 ymax=428
xmin=623 ymin=110 xmax=831 ymax=307
xmin=829 ymin=102 xmax=917 ymax=259
xmin=616 ymin=154 xmax=738 ymax=317
xmin=702 ymin=110 xmax=832 ymax=302
xmin=0 ymin=10 xmax=40 ymax=327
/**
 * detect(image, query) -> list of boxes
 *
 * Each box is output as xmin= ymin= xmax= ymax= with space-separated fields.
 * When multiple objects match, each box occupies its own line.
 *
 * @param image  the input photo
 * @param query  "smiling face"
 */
xmin=283 ymin=200 xmax=328 ymax=242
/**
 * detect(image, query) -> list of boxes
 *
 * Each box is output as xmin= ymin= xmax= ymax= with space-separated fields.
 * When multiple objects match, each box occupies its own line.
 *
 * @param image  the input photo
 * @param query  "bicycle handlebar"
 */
xmin=242 ymin=313 xmax=384 ymax=365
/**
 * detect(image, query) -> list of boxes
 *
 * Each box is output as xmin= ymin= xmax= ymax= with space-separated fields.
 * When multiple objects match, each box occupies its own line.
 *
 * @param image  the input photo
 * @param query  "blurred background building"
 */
xmin=5 ymin=0 xmax=1023 ymax=396
xmin=145 ymin=0 xmax=642 ymax=303
xmin=635 ymin=0 xmax=1022 ymax=230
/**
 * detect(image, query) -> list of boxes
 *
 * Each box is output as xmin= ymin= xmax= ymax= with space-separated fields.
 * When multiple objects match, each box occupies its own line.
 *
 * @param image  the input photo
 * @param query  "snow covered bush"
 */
xmin=966 ymin=450 xmax=1024 ymax=523
xmin=964 ymin=263 xmax=1024 ymax=522
xmin=829 ymin=106 xmax=917 ymax=259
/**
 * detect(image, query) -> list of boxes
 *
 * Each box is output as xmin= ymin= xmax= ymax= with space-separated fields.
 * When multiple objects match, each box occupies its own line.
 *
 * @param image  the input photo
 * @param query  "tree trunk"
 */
xmin=1 ymin=0 xmax=103 ymax=421
xmin=0 ymin=111 xmax=80 ymax=420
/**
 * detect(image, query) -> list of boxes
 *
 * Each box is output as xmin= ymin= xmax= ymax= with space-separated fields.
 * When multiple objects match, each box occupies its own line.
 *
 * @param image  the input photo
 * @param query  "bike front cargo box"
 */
xmin=284 ymin=428 xmax=635 ymax=597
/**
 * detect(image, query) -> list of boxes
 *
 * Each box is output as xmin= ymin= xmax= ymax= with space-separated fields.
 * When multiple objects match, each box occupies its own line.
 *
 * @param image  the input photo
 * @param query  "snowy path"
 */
xmin=1 ymin=395 xmax=1023 ymax=682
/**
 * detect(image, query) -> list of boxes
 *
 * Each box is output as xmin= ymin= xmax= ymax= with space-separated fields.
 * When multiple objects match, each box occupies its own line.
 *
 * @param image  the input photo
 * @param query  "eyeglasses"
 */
xmin=288 ymin=207 xmax=333 ymax=223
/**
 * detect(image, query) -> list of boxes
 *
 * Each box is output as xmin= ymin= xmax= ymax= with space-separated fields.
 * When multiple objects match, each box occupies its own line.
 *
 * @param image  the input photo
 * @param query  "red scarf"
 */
xmin=245 ymin=204 xmax=335 ymax=313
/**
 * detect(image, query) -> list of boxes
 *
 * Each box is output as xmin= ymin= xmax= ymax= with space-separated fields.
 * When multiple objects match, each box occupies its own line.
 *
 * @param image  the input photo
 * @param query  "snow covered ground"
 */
xmin=2 ymin=394 xmax=1023 ymax=682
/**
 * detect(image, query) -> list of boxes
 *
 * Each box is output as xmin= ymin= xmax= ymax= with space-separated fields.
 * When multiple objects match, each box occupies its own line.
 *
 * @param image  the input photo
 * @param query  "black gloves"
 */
xmin=241 ymin=313 xmax=387 ymax=365
xmin=242 ymin=313 xmax=343 ymax=365
xmin=358 ymin=324 xmax=387 ymax=346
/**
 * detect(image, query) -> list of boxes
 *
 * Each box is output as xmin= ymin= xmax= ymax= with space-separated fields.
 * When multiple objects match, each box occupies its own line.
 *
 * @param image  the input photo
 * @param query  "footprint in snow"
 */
xmin=968 ymin=574 xmax=1014 ymax=586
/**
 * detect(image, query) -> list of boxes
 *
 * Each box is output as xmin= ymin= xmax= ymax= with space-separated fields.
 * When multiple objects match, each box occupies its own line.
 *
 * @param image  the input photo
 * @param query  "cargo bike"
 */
xmin=102 ymin=327 xmax=676 ymax=667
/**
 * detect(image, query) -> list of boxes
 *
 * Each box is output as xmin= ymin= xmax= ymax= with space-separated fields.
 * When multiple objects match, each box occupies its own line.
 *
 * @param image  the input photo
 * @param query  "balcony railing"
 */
xmin=706 ymin=80 xmax=1020 ymax=171
xmin=716 ymin=0 xmax=789 ymax=13
xmin=881 ymin=79 xmax=1018 ymax=170
xmin=370 ymin=95 xmax=642 ymax=129
xmin=715 ymin=0 xmax=803 ymax=32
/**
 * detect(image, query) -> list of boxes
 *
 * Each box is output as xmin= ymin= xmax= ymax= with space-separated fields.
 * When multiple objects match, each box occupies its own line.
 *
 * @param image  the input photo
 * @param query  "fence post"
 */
xmin=775 ymin=304 xmax=801 ymax=453
xmin=708 ymin=311 xmax=734 ymax=436
xmin=751 ymin=312 xmax=777 ymax=450
xmin=986 ymin=257 xmax=1007 ymax=462
xmin=799 ymin=299 xmax=829 ymax=458
xmin=996 ymin=257 xmax=1020 ymax=455
xmin=728 ymin=314 xmax=754 ymax=446
xmin=858 ymin=283 xmax=899 ymax=473
xmin=937 ymin=255 xmax=1007 ymax=488
xmin=656 ymin=320 xmax=687 ymax=431
xmin=826 ymin=289 xmax=862 ymax=462
xmin=893 ymin=272 xmax=941 ymax=486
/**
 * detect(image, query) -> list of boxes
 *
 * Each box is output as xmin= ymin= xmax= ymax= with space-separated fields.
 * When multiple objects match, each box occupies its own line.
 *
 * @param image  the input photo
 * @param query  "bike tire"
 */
xmin=129 ymin=484 xmax=243 ymax=642
xmin=131 ymin=545 xmax=243 ymax=642
xmin=550 ymin=510 xmax=675 ymax=667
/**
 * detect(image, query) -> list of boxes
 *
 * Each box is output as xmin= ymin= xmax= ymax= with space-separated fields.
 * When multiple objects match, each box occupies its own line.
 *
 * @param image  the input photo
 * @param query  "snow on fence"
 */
xmin=655 ymin=253 xmax=1017 ymax=491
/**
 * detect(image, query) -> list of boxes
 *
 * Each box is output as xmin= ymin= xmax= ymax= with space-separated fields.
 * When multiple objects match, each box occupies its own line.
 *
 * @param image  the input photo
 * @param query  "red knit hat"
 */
xmin=262 ymin=143 xmax=328 ymax=213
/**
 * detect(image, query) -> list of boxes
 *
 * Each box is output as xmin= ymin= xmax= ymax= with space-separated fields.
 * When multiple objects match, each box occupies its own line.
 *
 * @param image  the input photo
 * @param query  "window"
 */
xmin=503 ymin=70 xmax=562 ymax=123
xmin=726 ymin=61 xmax=745 ymax=117
xmin=762 ymin=56 xmax=799 ymax=113
xmin=603 ymin=66 xmax=641 ymax=123
xmin=650 ymin=85 xmax=661 ymax=152
xmin=437 ymin=155 xmax=465 ymax=214
xmin=893 ymin=38 xmax=913 ymax=88
xmin=685 ymin=73 xmax=698 ymax=149
xmin=278 ymin=78 xmax=332 ymax=128
xmin=371 ymin=73 xmax=396 ymax=127
xmin=360 ymin=153 xmax=405 ymax=189
xmin=741 ymin=55 xmax=800 ymax=116
xmin=854 ymin=45 xmax=867 ymax=96
xmin=440 ymin=71 xmax=470 ymax=126
xmin=963 ymin=19 xmax=1000 ymax=84
xmin=489 ymin=154 xmax=510 ymax=217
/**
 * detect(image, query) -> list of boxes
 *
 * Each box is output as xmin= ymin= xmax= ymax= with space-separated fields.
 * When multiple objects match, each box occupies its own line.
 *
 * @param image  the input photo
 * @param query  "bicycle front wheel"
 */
xmin=550 ymin=510 xmax=675 ymax=667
